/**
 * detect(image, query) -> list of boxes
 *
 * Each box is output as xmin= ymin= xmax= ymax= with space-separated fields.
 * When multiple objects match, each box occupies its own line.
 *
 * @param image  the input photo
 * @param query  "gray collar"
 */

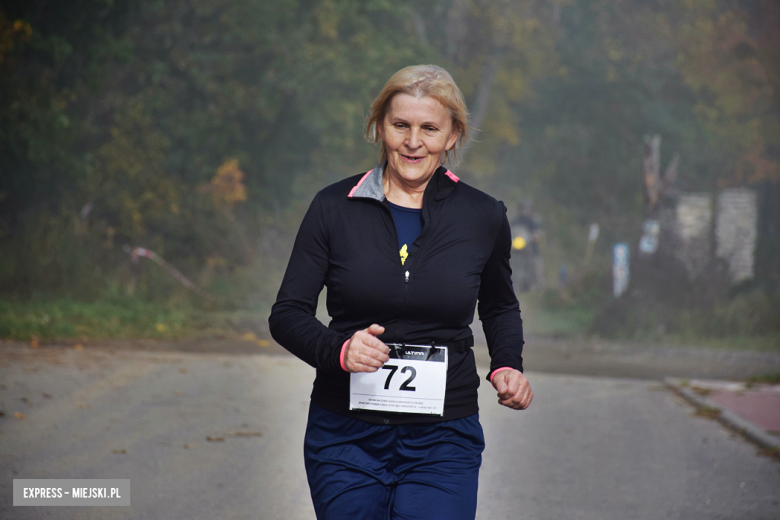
xmin=347 ymin=161 xmax=387 ymax=202
xmin=347 ymin=161 xmax=460 ymax=202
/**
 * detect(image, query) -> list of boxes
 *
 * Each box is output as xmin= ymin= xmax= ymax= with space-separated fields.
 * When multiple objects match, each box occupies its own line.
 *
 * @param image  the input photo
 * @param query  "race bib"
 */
xmin=349 ymin=344 xmax=448 ymax=415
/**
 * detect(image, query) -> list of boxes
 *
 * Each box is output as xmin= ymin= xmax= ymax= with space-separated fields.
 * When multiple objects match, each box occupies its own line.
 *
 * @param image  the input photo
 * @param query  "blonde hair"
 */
xmin=365 ymin=65 xmax=469 ymax=165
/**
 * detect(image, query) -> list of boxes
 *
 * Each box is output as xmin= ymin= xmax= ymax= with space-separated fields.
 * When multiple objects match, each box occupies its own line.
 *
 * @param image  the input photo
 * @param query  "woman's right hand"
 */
xmin=343 ymin=324 xmax=389 ymax=372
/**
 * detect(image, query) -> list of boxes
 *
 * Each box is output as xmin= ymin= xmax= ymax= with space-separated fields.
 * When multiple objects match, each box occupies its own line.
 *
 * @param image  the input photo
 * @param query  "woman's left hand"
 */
xmin=491 ymin=370 xmax=534 ymax=410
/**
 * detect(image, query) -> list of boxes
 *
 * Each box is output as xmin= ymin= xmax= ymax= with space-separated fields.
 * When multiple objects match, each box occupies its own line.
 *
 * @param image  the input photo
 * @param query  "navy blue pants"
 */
xmin=303 ymin=403 xmax=485 ymax=520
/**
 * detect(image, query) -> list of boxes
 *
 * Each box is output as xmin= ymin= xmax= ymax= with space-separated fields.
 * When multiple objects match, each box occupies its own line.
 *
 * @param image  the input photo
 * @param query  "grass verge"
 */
xmin=746 ymin=373 xmax=780 ymax=386
xmin=518 ymin=292 xmax=780 ymax=352
xmin=517 ymin=293 xmax=597 ymax=337
xmin=0 ymin=298 xmax=264 ymax=342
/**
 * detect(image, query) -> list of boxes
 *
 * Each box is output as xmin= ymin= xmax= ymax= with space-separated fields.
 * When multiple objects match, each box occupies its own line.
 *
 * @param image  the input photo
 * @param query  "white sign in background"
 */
xmin=613 ymin=243 xmax=630 ymax=297
xmin=350 ymin=345 xmax=448 ymax=416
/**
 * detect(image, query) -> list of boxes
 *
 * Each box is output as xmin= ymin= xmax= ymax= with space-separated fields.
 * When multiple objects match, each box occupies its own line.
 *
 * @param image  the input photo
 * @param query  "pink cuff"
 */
xmin=490 ymin=367 xmax=514 ymax=384
xmin=339 ymin=339 xmax=351 ymax=372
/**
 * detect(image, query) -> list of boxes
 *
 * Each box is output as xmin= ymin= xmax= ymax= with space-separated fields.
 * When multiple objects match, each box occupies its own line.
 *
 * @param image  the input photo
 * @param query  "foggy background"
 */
xmin=0 ymin=0 xmax=778 ymax=347
xmin=2 ymin=3 xmax=780 ymax=519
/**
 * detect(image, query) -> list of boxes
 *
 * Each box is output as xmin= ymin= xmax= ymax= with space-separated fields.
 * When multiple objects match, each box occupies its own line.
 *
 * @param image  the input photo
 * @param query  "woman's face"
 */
xmin=378 ymin=93 xmax=458 ymax=188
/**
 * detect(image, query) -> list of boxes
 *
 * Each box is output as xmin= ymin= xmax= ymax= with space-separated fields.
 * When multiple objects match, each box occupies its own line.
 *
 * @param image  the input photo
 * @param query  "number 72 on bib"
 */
xmin=349 ymin=344 xmax=448 ymax=415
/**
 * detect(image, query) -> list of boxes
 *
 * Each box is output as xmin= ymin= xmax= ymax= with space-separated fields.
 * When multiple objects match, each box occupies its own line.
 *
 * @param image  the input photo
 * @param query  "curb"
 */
xmin=664 ymin=377 xmax=779 ymax=452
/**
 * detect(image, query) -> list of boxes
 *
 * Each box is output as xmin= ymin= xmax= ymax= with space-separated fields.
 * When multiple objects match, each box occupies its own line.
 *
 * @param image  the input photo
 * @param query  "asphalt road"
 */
xmin=1 ymin=343 xmax=779 ymax=519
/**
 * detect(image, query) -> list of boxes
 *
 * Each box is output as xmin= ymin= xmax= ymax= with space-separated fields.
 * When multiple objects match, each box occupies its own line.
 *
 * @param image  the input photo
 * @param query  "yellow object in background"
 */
xmin=512 ymin=236 xmax=527 ymax=250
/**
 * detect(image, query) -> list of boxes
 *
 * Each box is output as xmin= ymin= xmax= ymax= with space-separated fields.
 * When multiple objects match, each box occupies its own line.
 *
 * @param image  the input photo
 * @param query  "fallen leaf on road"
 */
xmin=240 ymin=332 xmax=259 ymax=342
xmin=202 ymin=431 xmax=263 ymax=443
xmin=240 ymin=332 xmax=271 ymax=347
xmin=173 ymin=391 xmax=184 ymax=396
xmin=183 ymin=444 xmax=195 ymax=449
xmin=74 ymin=344 xmax=84 ymax=351
xmin=693 ymin=406 xmax=721 ymax=419
xmin=178 ymin=367 xmax=188 ymax=374
xmin=0 ymin=411 xmax=5 ymax=417
xmin=30 ymin=336 xmax=39 ymax=348
xmin=759 ymin=446 xmax=778 ymax=459
xmin=76 ymin=402 xmax=90 ymax=409
xmin=14 ymin=411 xmax=25 ymax=419
xmin=112 ymin=449 xmax=128 ymax=454
xmin=42 ymin=393 xmax=52 ymax=399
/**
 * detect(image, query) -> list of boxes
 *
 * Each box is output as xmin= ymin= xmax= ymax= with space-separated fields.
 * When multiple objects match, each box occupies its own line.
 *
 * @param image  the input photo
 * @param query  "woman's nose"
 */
xmin=406 ymin=128 xmax=423 ymax=149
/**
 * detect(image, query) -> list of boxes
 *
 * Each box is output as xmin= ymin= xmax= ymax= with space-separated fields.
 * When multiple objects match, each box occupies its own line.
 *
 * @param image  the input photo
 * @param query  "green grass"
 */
xmin=0 ymin=298 xmax=240 ymax=341
xmin=2 ymin=293 xmax=777 ymax=355
xmin=517 ymin=292 xmax=780 ymax=352
xmin=518 ymin=297 xmax=597 ymax=337
xmin=660 ymin=334 xmax=780 ymax=352
xmin=746 ymin=373 xmax=780 ymax=385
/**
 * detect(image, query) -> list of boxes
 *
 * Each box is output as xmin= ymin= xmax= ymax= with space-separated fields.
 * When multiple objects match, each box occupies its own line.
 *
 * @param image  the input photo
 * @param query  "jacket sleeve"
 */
xmin=268 ymin=193 xmax=350 ymax=375
xmin=477 ymin=203 xmax=525 ymax=379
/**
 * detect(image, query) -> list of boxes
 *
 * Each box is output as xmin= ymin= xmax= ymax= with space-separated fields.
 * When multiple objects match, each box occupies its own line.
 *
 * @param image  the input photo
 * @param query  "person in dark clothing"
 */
xmin=510 ymin=202 xmax=544 ymax=292
xmin=269 ymin=64 xmax=533 ymax=520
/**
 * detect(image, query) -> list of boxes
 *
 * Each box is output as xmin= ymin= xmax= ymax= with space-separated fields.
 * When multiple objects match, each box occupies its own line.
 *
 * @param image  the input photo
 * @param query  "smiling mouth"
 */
xmin=401 ymin=154 xmax=425 ymax=163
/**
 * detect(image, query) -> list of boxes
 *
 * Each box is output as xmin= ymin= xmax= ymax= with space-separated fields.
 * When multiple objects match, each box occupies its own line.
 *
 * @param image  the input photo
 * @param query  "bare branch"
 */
xmin=411 ymin=10 xmax=429 ymax=46
xmin=642 ymin=134 xmax=662 ymax=212
xmin=445 ymin=0 xmax=469 ymax=63
xmin=663 ymin=153 xmax=679 ymax=191
xmin=462 ymin=47 xmax=505 ymax=158
xmin=642 ymin=135 xmax=679 ymax=215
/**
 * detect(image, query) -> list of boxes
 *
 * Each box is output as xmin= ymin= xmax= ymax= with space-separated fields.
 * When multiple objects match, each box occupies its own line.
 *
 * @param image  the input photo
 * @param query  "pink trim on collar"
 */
xmin=444 ymin=170 xmax=460 ymax=183
xmin=347 ymin=170 xmax=373 ymax=198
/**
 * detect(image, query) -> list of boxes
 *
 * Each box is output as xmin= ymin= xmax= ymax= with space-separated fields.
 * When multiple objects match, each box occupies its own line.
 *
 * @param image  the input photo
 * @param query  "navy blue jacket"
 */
xmin=269 ymin=163 xmax=524 ymax=424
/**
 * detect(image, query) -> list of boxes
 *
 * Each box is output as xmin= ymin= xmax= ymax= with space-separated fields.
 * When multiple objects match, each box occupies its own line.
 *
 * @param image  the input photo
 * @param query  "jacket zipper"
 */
xmin=366 ymin=185 xmax=439 ymax=343
xmin=372 ymin=200 xmax=411 ymax=342
xmin=396 ymin=197 xmax=437 ymax=344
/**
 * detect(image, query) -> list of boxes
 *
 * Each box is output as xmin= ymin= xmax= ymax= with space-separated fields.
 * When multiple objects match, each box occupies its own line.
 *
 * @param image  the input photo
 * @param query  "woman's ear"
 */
xmin=445 ymin=128 xmax=458 ymax=151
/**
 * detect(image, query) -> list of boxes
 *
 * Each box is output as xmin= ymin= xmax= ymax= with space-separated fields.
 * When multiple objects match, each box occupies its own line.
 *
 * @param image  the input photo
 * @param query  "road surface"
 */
xmin=1 ymin=343 xmax=779 ymax=519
